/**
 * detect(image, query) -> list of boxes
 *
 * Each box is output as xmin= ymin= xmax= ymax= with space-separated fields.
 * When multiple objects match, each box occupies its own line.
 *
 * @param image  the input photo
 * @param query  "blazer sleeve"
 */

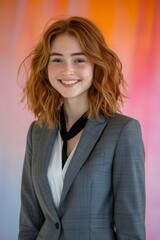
xmin=113 ymin=119 xmax=146 ymax=239
xmin=18 ymin=122 xmax=45 ymax=240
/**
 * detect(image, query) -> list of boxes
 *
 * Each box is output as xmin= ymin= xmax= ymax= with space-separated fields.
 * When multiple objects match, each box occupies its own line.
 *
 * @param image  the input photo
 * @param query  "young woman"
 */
xmin=18 ymin=16 xmax=145 ymax=240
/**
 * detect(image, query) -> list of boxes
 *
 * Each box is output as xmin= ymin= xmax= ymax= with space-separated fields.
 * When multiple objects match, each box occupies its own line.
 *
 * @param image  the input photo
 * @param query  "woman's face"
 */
xmin=47 ymin=33 xmax=94 ymax=101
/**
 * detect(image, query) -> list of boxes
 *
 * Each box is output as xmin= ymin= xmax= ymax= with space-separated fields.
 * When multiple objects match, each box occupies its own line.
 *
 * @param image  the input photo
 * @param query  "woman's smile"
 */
xmin=58 ymin=79 xmax=80 ymax=87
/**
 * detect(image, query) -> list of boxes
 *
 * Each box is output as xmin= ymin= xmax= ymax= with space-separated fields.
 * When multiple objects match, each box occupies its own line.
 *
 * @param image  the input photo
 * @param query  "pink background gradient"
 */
xmin=0 ymin=0 xmax=160 ymax=239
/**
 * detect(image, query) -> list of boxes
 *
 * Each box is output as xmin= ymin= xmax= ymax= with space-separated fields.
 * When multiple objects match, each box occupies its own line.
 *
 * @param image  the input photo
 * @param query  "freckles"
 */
xmin=80 ymin=65 xmax=93 ymax=74
xmin=84 ymin=69 xmax=94 ymax=79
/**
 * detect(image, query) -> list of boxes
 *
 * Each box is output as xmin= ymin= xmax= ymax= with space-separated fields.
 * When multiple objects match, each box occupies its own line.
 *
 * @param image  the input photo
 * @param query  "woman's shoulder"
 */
xmin=91 ymin=113 xmax=141 ymax=128
xmin=109 ymin=112 xmax=137 ymax=122
xmin=105 ymin=113 xmax=141 ymax=129
xmin=27 ymin=120 xmax=55 ymax=136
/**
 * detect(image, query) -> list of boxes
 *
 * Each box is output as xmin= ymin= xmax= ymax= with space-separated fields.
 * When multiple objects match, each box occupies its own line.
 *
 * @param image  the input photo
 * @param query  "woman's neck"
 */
xmin=63 ymin=98 xmax=88 ymax=130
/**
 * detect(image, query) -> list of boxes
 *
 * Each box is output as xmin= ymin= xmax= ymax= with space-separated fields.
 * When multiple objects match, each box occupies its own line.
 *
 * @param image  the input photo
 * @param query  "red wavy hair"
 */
xmin=19 ymin=16 xmax=127 ymax=127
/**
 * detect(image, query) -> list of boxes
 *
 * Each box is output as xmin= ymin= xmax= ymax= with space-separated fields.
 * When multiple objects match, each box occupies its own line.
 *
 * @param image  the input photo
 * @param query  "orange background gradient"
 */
xmin=0 ymin=0 xmax=160 ymax=239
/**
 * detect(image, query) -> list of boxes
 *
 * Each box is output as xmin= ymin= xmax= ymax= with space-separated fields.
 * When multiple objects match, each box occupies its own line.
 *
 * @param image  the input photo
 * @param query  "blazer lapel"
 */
xmin=37 ymin=124 xmax=59 ymax=219
xmin=59 ymin=116 xmax=107 ymax=208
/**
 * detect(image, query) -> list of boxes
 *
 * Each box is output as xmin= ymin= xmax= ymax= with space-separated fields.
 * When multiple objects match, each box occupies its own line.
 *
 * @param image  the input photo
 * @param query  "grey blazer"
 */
xmin=19 ymin=114 xmax=145 ymax=240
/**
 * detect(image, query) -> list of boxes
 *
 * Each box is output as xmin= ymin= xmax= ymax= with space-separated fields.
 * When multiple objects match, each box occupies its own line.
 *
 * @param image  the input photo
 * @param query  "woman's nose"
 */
xmin=62 ymin=62 xmax=74 ymax=75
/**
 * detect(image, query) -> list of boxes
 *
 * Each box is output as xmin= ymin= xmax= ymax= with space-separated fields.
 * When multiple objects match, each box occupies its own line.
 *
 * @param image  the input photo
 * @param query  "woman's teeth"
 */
xmin=61 ymin=80 xmax=79 ymax=85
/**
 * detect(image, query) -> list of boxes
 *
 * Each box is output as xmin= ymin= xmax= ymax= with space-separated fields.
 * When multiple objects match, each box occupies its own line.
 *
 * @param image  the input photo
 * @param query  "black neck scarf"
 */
xmin=60 ymin=106 xmax=88 ymax=168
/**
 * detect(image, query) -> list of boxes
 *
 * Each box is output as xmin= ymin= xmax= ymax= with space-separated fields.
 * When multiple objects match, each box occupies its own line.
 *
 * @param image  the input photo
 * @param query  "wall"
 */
xmin=0 ymin=0 xmax=160 ymax=239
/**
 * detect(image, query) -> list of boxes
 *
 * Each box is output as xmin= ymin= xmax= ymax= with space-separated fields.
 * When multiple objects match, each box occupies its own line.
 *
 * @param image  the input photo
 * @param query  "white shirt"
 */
xmin=47 ymin=131 xmax=78 ymax=209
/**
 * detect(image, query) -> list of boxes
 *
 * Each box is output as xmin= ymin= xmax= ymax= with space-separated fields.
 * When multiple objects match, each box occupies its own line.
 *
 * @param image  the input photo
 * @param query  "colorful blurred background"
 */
xmin=0 ymin=0 xmax=160 ymax=239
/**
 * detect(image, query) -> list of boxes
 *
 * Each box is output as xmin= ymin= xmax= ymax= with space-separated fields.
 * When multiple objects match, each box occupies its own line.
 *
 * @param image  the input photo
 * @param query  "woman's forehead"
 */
xmin=50 ymin=33 xmax=82 ymax=53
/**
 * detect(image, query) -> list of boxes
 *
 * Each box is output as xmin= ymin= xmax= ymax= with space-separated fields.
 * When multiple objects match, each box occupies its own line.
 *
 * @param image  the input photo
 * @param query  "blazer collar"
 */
xmin=59 ymin=115 xmax=107 ymax=209
xmin=37 ymin=124 xmax=59 ymax=219
xmin=37 ymin=115 xmax=107 ymax=217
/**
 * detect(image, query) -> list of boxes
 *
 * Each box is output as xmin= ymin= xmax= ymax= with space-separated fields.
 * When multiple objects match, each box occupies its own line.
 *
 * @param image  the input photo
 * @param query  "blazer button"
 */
xmin=55 ymin=222 xmax=60 ymax=229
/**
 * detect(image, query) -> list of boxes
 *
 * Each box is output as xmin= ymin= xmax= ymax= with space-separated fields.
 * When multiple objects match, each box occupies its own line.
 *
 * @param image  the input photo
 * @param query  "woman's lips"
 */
xmin=59 ymin=79 xmax=80 ymax=87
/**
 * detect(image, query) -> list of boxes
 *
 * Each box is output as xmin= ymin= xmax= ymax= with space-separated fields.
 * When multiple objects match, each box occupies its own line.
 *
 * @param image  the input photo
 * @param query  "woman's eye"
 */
xmin=51 ymin=58 xmax=63 ymax=63
xmin=74 ymin=59 xmax=85 ymax=63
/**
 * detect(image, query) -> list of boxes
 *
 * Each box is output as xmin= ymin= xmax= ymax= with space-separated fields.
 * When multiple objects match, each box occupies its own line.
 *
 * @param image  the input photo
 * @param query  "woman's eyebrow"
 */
xmin=71 ymin=52 xmax=85 ymax=56
xmin=49 ymin=52 xmax=85 ymax=57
